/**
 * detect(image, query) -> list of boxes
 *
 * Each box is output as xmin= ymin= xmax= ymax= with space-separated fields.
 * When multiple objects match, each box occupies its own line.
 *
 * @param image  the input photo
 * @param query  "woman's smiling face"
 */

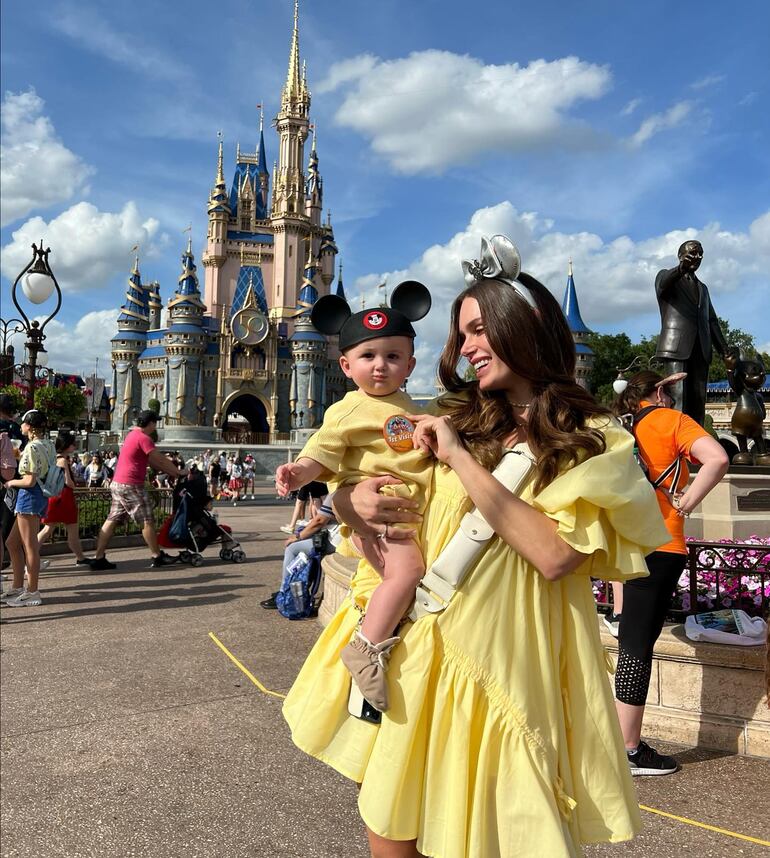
xmin=457 ymin=297 xmax=517 ymax=393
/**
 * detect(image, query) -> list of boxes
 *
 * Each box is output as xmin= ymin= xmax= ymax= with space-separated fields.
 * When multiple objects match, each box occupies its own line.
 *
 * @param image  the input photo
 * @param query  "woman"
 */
xmin=37 ymin=431 xmax=91 ymax=567
xmin=87 ymin=453 xmax=107 ymax=488
xmin=2 ymin=410 xmax=56 ymax=608
xmin=229 ymin=455 xmax=244 ymax=505
xmin=282 ymin=236 xmax=670 ymax=858
xmin=610 ymin=371 xmax=728 ymax=775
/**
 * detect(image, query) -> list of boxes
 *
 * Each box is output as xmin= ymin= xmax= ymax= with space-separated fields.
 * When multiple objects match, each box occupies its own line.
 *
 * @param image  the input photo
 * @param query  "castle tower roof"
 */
xmin=282 ymin=0 xmax=308 ymax=109
xmin=561 ymin=259 xmax=591 ymax=335
xmin=167 ymin=238 xmax=206 ymax=324
xmin=335 ymin=261 xmax=346 ymax=300
xmin=117 ymin=255 xmax=150 ymax=329
xmin=208 ymin=137 xmax=231 ymax=216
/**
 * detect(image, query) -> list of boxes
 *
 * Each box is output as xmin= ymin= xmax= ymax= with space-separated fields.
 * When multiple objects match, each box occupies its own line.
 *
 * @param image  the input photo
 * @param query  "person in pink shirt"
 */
xmin=88 ymin=411 xmax=187 ymax=570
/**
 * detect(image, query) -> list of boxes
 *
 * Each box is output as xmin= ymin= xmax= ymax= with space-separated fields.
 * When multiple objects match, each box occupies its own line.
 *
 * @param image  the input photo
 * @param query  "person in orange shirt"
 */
xmin=611 ymin=371 xmax=728 ymax=775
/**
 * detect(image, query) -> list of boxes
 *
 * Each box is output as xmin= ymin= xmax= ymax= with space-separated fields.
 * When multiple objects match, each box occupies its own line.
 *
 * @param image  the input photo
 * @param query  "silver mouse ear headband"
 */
xmin=460 ymin=235 xmax=538 ymax=311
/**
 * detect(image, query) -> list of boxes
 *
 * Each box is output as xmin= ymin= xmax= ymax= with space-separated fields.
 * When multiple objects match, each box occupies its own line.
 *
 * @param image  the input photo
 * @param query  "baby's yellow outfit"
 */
xmin=299 ymin=389 xmax=431 ymax=534
xmin=284 ymin=417 xmax=670 ymax=857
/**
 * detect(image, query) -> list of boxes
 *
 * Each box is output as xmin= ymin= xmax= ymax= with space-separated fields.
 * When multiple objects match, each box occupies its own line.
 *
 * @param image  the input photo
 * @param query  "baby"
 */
xmin=276 ymin=281 xmax=432 ymax=713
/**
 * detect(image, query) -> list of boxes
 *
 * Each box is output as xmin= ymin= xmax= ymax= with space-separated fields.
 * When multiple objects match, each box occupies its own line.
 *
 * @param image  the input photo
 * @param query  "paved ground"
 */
xmin=1 ymin=490 xmax=768 ymax=857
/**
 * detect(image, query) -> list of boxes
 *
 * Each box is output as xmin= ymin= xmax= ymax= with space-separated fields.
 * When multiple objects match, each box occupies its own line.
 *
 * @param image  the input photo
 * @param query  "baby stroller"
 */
xmin=159 ymin=471 xmax=246 ymax=566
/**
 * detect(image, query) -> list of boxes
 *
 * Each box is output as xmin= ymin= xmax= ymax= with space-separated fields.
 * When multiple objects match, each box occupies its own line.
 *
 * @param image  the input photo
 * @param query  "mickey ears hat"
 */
xmin=461 ymin=235 xmax=538 ymax=311
xmin=311 ymin=280 xmax=431 ymax=352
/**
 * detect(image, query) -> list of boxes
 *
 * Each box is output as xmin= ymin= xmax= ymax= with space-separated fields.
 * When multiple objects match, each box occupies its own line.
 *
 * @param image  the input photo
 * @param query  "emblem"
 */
xmin=383 ymin=414 xmax=415 ymax=452
xmin=364 ymin=310 xmax=388 ymax=330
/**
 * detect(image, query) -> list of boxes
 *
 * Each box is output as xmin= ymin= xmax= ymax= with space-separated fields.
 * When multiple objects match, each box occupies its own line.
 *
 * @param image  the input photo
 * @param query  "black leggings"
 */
xmin=615 ymin=551 xmax=686 ymax=706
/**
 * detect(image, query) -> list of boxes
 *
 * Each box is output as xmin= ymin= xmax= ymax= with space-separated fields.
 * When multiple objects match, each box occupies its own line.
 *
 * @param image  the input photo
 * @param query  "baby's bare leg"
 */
xmin=359 ymin=539 xmax=424 ymax=643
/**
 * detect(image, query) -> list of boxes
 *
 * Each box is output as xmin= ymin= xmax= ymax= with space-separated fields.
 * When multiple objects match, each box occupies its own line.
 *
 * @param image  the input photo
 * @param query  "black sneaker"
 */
xmin=260 ymin=592 xmax=279 ymax=610
xmin=603 ymin=611 xmax=621 ymax=638
xmin=76 ymin=558 xmax=94 ymax=567
xmin=88 ymin=557 xmax=117 ymax=571
xmin=150 ymin=551 xmax=173 ymax=568
xmin=627 ymin=741 xmax=679 ymax=776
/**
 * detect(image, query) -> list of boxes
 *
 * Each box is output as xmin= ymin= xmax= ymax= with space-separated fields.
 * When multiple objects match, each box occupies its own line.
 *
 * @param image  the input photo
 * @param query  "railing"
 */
xmin=44 ymin=487 xmax=174 ymax=544
xmin=593 ymin=539 xmax=770 ymax=620
xmin=221 ymin=430 xmax=271 ymax=445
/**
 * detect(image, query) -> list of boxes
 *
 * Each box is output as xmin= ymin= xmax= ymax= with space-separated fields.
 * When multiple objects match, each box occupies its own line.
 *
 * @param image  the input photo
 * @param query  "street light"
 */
xmin=4 ymin=242 xmax=63 ymax=409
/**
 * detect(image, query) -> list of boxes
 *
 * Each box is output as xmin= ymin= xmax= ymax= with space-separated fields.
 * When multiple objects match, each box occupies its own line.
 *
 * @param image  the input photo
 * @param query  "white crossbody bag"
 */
xmin=409 ymin=443 xmax=535 ymax=622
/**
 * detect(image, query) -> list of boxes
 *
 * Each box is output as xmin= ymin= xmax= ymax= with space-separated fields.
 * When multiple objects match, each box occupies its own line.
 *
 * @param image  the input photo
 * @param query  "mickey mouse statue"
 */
xmin=726 ymin=350 xmax=770 ymax=465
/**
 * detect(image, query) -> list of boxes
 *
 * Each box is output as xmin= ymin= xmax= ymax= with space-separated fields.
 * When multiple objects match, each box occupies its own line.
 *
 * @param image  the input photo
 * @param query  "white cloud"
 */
xmin=350 ymin=203 xmax=770 ymax=391
xmin=321 ymin=50 xmax=611 ymax=174
xmin=621 ymin=98 xmax=642 ymax=116
xmin=0 ymin=89 xmax=93 ymax=227
xmin=317 ymin=54 xmax=378 ymax=94
xmin=51 ymin=4 xmax=192 ymax=84
xmin=1 ymin=201 xmax=161 ymax=293
xmin=6 ymin=310 xmax=121 ymax=378
xmin=630 ymin=100 xmax=693 ymax=147
xmin=690 ymin=74 xmax=725 ymax=91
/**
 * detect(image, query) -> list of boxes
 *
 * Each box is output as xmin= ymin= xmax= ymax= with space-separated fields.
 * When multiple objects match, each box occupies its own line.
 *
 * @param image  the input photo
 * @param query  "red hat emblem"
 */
xmin=364 ymin=311 xmax=388 ymax=330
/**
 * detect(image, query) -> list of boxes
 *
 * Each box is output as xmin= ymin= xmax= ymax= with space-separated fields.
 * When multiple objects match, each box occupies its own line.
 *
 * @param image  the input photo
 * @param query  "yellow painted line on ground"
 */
xmin=208 ymin=632 xmax=287 ymax=700
xmin=640 ymin=804 xmax=770 ymax=846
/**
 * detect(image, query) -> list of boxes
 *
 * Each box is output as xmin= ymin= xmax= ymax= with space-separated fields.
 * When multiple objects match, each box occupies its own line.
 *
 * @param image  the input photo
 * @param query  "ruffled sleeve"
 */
xmin=531 ymin=418 xmax=670 ymax=581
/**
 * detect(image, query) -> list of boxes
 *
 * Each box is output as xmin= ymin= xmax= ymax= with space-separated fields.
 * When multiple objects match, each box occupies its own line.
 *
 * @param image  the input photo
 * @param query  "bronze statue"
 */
xmin=725 ymin=350 xmax=770 ymax=465
xmin=654 ymin=240 xmax=736 ymax=426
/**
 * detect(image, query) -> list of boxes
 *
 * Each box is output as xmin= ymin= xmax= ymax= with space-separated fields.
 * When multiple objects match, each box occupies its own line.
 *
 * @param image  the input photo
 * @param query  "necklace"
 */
xmin=510 ymin=401 xmax=531 ymax=409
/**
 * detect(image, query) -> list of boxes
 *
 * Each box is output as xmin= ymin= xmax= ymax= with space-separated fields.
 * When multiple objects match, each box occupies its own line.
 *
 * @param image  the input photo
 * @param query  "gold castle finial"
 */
xmin=568 ymin=257 xmax=573 ymax=277
xmin=130 ymin=244 xmax=140 ymax=274
xmin=216 ymin=131 xmax=225 ymax=186
xmin=283 ymin=0 xmax=302 ymax=104
xmin=183 ymin=223 xmax=192 ymax=254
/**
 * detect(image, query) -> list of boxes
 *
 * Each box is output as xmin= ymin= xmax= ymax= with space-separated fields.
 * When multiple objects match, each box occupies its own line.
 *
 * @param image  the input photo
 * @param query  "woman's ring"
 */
xmin=377 ymin=523 xmax=389 ymax=540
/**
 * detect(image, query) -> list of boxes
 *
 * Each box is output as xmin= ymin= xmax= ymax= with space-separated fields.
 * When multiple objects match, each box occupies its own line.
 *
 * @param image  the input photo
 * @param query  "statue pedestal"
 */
xmin=686 ymin=467 xmax=770 ymax=541
xmin=158 ymin=425 xmax=218 ymax=444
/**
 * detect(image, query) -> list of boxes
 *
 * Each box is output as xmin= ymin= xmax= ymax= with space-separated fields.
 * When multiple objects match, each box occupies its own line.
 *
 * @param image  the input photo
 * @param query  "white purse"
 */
xmin=409 ymin=443 xmax=535 ymax=621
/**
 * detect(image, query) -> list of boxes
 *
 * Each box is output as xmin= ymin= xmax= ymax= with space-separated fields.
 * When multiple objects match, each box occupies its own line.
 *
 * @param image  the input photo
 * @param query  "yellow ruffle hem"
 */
xmin=283 ymin=419 xmax=669 ymax=858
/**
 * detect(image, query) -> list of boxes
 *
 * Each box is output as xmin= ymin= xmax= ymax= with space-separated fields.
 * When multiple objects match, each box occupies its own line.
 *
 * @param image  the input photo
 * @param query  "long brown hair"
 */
xmin=611 ymin=370 xmax=663 ymax=419
xmin=437 ymin=274 xmax=610 ymax=493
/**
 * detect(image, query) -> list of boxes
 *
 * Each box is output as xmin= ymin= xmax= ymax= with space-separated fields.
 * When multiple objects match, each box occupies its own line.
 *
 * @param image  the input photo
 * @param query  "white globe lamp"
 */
xmin=22 ymin=270 xmax=55 ymax=304
xmin=612 ymin=378 xmax=628 ymax=395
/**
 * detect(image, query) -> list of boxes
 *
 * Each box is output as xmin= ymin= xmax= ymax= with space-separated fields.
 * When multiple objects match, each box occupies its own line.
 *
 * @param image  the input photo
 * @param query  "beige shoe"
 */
xmin=341 ymin=631 xmax=400 ymax=712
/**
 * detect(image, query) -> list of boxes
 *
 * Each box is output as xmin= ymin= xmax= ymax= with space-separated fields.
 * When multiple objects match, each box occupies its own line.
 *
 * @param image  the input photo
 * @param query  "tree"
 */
xmin=0 ymin=385 xmax=26 ymax=416
xmin=34 ymin=383 xmax=87 ymax=426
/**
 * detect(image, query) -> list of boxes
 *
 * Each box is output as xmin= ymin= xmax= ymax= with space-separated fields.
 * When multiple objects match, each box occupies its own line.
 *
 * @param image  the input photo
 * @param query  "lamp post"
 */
xmin=4 ymin=242 xmax=63 ymax=409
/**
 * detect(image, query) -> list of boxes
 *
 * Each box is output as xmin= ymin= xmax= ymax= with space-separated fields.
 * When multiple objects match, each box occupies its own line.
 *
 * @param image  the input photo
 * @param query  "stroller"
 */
xmin=159 ymin=471 xmax=246 ymax=566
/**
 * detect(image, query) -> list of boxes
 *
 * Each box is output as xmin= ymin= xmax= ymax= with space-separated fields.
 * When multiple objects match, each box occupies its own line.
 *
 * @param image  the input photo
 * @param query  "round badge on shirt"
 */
xmin=383 ymin=415 xmax=415 ymax=452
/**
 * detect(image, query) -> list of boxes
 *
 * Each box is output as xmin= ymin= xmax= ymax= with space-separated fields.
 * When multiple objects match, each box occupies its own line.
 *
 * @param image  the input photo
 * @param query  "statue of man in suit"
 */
xmin=655 ymin=240 xmax=735 ymax=426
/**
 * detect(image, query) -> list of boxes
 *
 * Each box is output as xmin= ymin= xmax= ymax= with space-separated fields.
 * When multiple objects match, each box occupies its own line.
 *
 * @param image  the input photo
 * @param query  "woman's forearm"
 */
xmin=7 ymin=473 xmax=36 ymax=489
xmin=679 ymin=459 xmax=729 ymax=514
xmin=447 ymin=449 xmax=584 ymax=581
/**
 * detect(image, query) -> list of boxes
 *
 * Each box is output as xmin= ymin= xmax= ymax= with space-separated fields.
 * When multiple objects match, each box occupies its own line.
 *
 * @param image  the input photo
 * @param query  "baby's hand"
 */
xmin=275 ymin=462 xmax=305 ymax=496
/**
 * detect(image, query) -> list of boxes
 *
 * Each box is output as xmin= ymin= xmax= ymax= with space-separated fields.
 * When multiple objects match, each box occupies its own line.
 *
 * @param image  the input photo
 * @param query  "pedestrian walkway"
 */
xmin=1 ymin=496 xmax=768 ymax=857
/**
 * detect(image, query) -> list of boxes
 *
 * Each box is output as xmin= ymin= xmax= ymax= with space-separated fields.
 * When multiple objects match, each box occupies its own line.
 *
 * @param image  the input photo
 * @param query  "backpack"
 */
xmin=168 ymin=492 xmax=189 ymax=544
xmin=276 ymin=550 xmax=323 ymax=620
xmin=38 ymin=443 xmax=66 ymax=498
xmin=622 ymin=406 xmax=683 ymax=501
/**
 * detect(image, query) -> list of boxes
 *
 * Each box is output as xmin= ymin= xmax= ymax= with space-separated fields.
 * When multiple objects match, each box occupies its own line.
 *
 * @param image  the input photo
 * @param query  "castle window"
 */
xmin=241 ymin=216 xmax=250 ymax=231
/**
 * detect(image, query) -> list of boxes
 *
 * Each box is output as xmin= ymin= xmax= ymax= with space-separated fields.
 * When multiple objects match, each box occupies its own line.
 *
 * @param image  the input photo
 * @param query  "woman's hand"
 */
xmin=409 ymin=414 xmax=465 ymax=466
xmin=333 ymin=478 xmax=420 ymax=540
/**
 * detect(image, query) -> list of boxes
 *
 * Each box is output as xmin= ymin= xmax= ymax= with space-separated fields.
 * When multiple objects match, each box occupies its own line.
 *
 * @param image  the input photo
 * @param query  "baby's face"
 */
xmin=340 ymin=336 xmax=416 ymax=397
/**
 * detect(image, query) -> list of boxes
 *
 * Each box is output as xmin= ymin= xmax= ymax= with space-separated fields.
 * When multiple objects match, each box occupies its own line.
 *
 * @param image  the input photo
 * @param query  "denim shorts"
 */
xmin=16 ymin=484 xmax=48 ymax=517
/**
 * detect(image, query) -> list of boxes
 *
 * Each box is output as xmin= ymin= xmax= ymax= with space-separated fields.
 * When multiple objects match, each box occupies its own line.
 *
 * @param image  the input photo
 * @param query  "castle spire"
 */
xmin=282 ymin=0 xmax=302 ymax=106
xmin=561 ymin=259 xmax=590 ymax=334
xmin=216 ymin=133 xmax=225 ymax=187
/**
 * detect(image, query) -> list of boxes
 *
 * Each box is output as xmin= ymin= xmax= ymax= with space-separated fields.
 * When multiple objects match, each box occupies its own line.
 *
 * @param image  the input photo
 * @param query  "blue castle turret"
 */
xmin=561 ymin=259 xmax=594 ymax=390
xmin=289 ymin=245 xmax=327 ymax=428
xmin=110 ymin=255 xmax=149 ymax=427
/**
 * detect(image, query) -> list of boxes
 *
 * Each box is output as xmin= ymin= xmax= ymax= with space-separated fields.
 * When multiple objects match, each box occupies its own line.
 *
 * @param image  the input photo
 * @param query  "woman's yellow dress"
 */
xmin=283 ymin=420 xmax=669 ymax=858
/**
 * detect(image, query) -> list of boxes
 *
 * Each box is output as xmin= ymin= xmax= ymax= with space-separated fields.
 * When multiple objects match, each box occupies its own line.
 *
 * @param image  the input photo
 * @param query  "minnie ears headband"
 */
xmin=311 ymin=280 xmax=431 ymax=352
xmin=461 ymin=235 xmax=538 ymax=311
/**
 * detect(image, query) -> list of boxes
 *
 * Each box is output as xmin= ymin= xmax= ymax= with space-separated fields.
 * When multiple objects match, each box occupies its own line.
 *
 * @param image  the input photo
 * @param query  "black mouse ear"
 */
xmin=390 ymin=280 xmax=431 ymax=322
xmin=311 ymin=294 xmax=351 ymax=335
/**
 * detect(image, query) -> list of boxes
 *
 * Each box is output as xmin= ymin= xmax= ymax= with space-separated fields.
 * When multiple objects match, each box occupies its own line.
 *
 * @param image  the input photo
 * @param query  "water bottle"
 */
xmin=289 ymin=580 xmax=306 ymax=614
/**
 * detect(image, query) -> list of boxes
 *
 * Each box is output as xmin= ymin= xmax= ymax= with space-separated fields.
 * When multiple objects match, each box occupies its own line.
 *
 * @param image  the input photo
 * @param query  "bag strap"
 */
xmin=410 ymin=443 xmax=535 ymax=620
xmin=631 ymin=406 xmax=683 ymax=499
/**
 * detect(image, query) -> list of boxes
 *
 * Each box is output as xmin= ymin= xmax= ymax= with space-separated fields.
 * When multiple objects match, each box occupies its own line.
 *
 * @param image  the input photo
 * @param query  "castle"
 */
xmin=561 ymin=259 xmax=594 ymax=389
xmin=109 ymin=2 xmax=346 ymax=442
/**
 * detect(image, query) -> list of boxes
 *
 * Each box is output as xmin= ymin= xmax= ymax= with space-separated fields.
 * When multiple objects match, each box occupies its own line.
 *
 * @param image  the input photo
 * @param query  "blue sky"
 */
xmin=1 ymin=0 xmax=768 ymax=389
